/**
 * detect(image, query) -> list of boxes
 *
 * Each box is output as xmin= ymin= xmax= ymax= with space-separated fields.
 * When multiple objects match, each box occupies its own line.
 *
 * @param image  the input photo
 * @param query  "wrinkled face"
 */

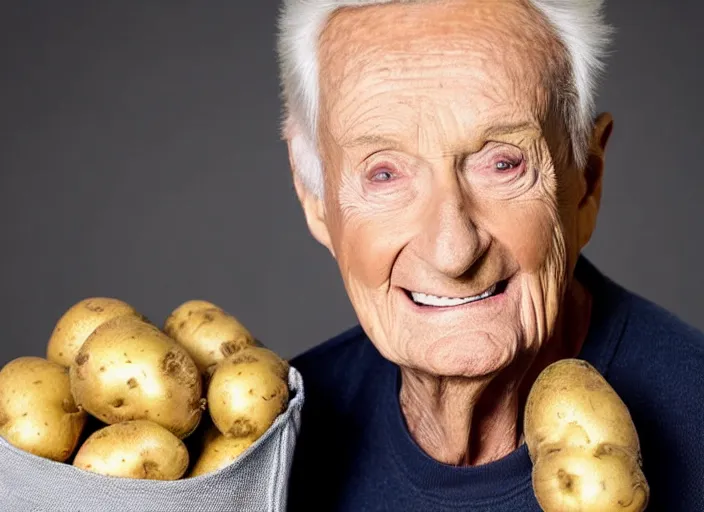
xmin=302 ymin=0 xmax=604 ymax=378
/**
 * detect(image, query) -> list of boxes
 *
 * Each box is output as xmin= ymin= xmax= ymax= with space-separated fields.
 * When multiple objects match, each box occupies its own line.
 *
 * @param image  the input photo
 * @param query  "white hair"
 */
xmin=276 ymin=0 xmax=613 ymax=198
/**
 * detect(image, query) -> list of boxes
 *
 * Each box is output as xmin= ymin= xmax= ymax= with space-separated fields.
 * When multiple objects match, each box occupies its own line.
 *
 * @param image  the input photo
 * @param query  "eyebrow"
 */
xmin=482 ymin=121 xmax=541 ymax=138
xmin=342 ymin=134 xmax=403 ymax=150
xmin=342 ymin=121 xmax=541 ymax=152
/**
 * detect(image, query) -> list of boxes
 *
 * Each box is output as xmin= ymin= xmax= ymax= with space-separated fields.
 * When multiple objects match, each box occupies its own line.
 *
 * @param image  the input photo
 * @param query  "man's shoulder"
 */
xmin=290 ymin=324 xmax=385 ymax=407
xmin=618 ymin=288 xmax=704 ymax=364
xmin=607 ymin=284 xmax=704 ymax=433
xmin=581 ymin=256 xmax=704 ymax=363
xmin=290 ymin=323 xmax=371 ymax=376
xmin=608 ymin=284 xmax=704 ymax=394
xmin=608 ymin=289 xmax=704 ymax=509
xmin=290 ymin=324 xmax=368 ymax=366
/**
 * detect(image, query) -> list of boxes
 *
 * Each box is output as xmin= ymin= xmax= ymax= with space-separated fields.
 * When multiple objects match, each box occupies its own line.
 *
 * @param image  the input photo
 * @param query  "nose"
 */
xmin=416 ymin=178 xmax=487 ymax=279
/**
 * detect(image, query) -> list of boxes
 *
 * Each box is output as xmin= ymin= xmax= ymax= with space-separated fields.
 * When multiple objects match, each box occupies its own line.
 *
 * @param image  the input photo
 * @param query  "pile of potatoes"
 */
xmin=0 ymin=298 xmax=290 ymax=480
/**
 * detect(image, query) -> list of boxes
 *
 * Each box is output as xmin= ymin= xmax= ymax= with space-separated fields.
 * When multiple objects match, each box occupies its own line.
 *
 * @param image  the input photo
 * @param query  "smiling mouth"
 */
xmin=405 ymin=280 xmax=508 ymax=308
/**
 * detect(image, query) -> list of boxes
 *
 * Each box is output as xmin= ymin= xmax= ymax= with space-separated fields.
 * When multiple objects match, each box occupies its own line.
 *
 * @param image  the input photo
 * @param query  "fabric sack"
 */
xmin=0 ymin=366 xmax=304 ymax=512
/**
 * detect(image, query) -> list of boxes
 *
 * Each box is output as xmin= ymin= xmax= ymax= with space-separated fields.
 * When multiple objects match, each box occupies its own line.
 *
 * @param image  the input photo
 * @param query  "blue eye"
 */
xmin=495 ymin=160 xmax=515 ymax=171
xmin=371 ymin=169 xmax=394 ymax=181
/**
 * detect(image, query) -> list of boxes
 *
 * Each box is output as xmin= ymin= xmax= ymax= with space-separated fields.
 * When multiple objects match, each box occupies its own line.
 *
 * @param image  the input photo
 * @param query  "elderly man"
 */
xmin=275 ymin=0 xmax=704 ymax=510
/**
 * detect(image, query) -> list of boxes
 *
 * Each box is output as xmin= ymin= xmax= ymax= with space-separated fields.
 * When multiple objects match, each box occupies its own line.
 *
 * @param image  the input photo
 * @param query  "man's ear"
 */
xmin=577 ymin=112 xmax=614 ymax=249
xmin=286 ymin=135 xmax=336 ymax=258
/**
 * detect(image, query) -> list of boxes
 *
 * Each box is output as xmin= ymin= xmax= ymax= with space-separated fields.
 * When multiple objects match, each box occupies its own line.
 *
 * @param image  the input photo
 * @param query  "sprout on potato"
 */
xmin=524 ymin=359 xmax=649 ymax=511
xmin=73 ymin=420 xmax=189 ymax=480
xmin=207 ymin=346 xmax=290 ymax=440
xmin=164 ymin=301 xmax=257 ymax=374
xmin=0 ymin=357 xmax=87 ymax=462
xmin=69 ymin=315 xmax=205 ymax=439
xmin=46 ymin=297 xmax=143 ymax=368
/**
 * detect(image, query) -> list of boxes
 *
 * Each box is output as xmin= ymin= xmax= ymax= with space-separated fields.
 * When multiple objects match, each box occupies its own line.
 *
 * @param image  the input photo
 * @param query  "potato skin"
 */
xmin=164 ymin=303 xmax=257 ymax=374
xmin=207 ymin=347 xmax=289 ymax=440
xmin=221 ymin=345 xmax=290 ymax=381
xmin=188 ymin=423 xmax=255 ymax=477
xmin=46 ymin=297 xmax=142 ymax=368
xmin=525 ymin=359 xmax=640 ymax=455
xmin=0 ymin=357 xmax=86 ymax=462
xmin=70 ymin=316 xmax=205 ymax=439
xmin=532 ymin=445 xmax=649 ymax=512
xmin=524 ymin=359 xmax=649 ymax=511
xmin=73 ymin=420 xmax=189 ymax=480
xmin=163 ymin=300 xmax=221 ymax=330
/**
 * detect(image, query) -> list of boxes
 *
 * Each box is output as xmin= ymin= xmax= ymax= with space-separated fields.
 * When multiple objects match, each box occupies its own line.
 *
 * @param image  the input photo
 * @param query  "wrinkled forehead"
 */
xmin=318 ymin=0 xmax=567 ymax=141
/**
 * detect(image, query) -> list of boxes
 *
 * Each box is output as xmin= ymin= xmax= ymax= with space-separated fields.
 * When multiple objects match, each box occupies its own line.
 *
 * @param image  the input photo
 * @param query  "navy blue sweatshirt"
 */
xmin=286 ymin=257 xmax=704 ymax=511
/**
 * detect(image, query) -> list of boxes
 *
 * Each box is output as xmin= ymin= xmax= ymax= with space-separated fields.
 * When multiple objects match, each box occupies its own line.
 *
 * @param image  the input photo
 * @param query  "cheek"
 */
xmin=338 ymin=222 xmax=396 ymax=289
xmin=328 ymin=165 xmax=430 ymax=291
xmin=484 ymin=199 xmax=562 ymax=272
xmin=329 ymin=195 xmax=408 ymax=291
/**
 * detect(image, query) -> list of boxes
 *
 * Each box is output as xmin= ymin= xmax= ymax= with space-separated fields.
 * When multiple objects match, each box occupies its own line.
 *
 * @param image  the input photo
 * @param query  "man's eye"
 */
xmin=370 ymin=169 xmax=394 ymax=182
xmin=495 ymin=160 xmax=516 ymax=172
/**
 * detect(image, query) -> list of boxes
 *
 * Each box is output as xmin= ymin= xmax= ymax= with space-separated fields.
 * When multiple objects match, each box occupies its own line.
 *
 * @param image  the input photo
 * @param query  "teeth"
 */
xmin=411 ymin=284 xmax=497 ymax=307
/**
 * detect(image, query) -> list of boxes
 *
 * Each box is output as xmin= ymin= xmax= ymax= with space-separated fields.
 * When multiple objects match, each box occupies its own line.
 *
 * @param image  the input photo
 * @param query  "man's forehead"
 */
xmin=319 ymin=0 xmax=561 ymax=67
xmin=318 ymin=0 xmax=561 ymax=145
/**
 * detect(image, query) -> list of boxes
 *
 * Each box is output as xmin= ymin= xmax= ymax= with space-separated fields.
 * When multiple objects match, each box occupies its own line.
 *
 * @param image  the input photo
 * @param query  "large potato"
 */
xmin=164 ymin=302 xmax=257 ymax=374
xmin=207 ymin=346 xmax=289 ymax=440
xmin=188 ymin=423 xmax=255 ymax=477
xmin=73 ymin=420 xmax=189 ymax=480
xmin=46 ymin=297 xmax=143 ymax=368
xmin=524 ymin=359 xmax=649 ymax=511
xmin=0 ymin=357 xmax=86 ymax=462
xmin=70 ymin=316 xmax=205 ymax=438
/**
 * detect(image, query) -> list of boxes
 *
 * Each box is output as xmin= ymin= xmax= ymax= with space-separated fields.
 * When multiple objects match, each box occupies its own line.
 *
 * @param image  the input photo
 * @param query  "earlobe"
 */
xmin=286 ymin=137 xmax=336 ymax=258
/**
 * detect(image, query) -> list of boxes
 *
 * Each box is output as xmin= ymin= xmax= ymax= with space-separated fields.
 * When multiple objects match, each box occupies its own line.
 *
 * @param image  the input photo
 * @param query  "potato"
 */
xmin=532 ymin=445 xmax=649 ymax=511
xmin=0 ymin=357 xmax=86 ymax=462
xmin=215 ymin=344 xmax=289 ymax=381
xmin=207 ymin=346 xmax=290 ymax=439
xmin=70 ymin=315 xmax=205 ymax=438
xmin=164 ymin=302 xmax=257 ymax=374
xmin=66 ymin=413 xmax=107 ymax=465
xmin=524 ymin=359 xmax=649 ymax=511
xmin=47 ymin=297 xmax=143 ymax=368
xmin=188 ymin=423 xmax=255 ymax=477
xmin=73 ymin=420 xmax=189 ymax=480
xmin=163 ymin=299 xmax=222 ymax=330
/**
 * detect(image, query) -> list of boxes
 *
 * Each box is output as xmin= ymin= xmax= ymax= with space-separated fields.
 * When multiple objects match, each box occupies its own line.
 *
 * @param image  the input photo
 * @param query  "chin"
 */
xmin=418 ymin=330 xmax=522 ymax=378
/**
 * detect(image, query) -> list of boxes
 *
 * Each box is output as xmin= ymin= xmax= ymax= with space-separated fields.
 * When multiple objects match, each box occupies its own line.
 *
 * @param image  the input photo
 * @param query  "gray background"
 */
xmin=1 ymin=1 xmax=702 ymax=366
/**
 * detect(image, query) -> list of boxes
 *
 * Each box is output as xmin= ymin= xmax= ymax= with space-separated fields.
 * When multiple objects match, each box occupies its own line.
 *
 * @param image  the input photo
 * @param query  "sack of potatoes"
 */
xmin=0 ymin=298 xmax=304 ymax=512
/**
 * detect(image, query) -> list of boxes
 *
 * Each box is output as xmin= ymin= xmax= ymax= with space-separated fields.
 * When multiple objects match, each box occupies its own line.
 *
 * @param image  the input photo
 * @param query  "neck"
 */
xmin=398 ymin=277 xmax=592 ymax=466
